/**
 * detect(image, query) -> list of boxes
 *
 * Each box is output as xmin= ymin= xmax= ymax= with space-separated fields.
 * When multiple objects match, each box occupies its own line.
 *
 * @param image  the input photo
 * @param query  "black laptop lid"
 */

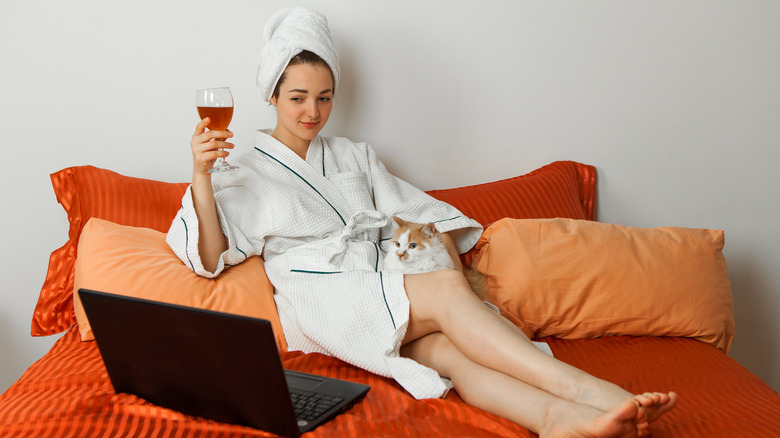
xmin=78 ymin=289 xmax=301 ymax=437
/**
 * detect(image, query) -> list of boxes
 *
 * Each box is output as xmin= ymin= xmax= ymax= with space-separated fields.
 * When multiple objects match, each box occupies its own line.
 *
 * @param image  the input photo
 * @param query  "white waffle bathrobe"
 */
xmin=167 ymin=130 xmax=482 ymax=399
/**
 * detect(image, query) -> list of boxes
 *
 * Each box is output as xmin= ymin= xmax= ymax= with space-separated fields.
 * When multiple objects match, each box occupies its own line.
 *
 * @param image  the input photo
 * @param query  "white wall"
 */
xmin=2 ymin=0 xmax=779 ymax=393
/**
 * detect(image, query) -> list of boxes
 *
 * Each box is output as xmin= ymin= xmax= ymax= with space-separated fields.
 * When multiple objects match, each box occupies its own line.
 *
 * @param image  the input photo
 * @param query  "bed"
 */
xmin=2 ymin=160 xmax=779 ymax=437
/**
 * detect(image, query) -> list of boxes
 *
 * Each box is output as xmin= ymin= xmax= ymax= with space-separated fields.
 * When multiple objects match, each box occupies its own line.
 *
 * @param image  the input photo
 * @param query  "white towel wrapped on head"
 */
xmin=256 ymin=7 xmax=340 ymax=102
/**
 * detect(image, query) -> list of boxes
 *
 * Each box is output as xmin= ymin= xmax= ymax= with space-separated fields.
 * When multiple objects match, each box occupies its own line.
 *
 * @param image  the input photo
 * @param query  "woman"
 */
xmin=168 ymin=7 xmax=676 ymax=437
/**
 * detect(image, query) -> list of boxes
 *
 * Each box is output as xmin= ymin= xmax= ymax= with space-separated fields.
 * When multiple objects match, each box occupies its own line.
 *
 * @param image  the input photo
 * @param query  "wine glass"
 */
xmin=195 ymin=87 xmax=238 ymax=172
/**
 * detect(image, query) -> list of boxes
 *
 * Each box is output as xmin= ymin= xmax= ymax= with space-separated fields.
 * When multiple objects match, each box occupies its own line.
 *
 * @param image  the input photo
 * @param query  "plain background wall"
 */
xmin=2 ymin=0 xmax=779 ymax=394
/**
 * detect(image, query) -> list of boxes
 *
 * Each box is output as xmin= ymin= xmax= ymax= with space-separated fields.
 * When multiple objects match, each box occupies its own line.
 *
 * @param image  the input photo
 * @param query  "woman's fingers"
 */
xmin=193 ymin=129 xmax=234 ymax=146
xmin=192 ymin=145 xmax=233 ymax=174
xmin=194 ymin=148 xmax=230 ymax=169
xmin=193 ymin=140 xmax=234 ymax=154
xmin=194 ymin=117 xmax=211 ymax=135
xmin=194 ymin=117 xmax=234 ymax=142
xmin=210 ymin=131 xmax=235 ymax=145
xmin=191 ymin=118 xmax=235 ymax=174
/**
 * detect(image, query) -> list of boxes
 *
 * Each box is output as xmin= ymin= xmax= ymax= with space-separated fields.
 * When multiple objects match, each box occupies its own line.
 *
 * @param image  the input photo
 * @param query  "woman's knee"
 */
xmin=404 ymin=270 xmax=465 ymax=316
xmin=403 ymin=269 xmax=477 ymax=340
xmin=406 ymin=269 xmax=471 ymax=302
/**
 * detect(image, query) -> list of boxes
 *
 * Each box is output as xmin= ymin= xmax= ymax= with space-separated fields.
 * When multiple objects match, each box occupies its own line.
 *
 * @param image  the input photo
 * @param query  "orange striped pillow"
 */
xmin=426 ymin=161 xmax=596 ymax=225
xmin=32 ymin=166 xmax=189 ymax=336
xmin=427 ymin=161 xmax=596 ymax=266
xmin=35 ymin=161 xmax=597 ymax=336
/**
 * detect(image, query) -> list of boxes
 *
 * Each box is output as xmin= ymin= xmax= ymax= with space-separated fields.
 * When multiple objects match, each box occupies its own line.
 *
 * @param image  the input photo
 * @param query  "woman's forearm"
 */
xmin=187 ymin=117 xmax=235 ymax=273
xmin=191 ymin=173 xmax=228 ymax=273
xmin=441 ymin=232 xmax=464 ymax=272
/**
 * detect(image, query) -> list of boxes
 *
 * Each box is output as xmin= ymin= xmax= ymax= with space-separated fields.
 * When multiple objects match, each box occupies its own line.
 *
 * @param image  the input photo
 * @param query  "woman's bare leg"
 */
xmin=402 ymin=269 xmax=677 ymax=418
xmin=402 ymin=332 xmax=650 ymax=438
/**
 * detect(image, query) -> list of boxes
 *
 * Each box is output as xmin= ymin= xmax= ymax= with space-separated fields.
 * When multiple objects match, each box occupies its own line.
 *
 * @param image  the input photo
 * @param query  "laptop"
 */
xmin=78 ymin=288 xmax=370 ymax=437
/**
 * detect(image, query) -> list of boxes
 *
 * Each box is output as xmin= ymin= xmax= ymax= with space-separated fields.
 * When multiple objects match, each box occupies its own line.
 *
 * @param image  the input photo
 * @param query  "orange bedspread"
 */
xmin=1 ymin=329 xmax=779 ymax=437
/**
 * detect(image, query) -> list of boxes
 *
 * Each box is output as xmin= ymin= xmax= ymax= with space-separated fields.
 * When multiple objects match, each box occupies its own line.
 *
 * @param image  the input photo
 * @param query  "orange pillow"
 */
xmin=72 ymin=218 xmax=287 ymax=351
xmin=427 ymin=160 xmax=596 ymax=266
xmin=32 ymin=166 xmax=189 ymax=336
xmin=426 ymin=161 xmax=596 ymax=225
xmin=474 ymin=218 xmax=735 ymax=351
xmin=36 ymin=161 xmax=597 ymax=336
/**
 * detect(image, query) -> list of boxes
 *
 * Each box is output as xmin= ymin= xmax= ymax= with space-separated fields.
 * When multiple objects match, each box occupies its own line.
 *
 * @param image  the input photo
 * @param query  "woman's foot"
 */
xmin=541 ymin=398 xmax=647 ymax=438
xmin=634 ymin=391 xmax=679 ymax=423
xmin=566 ymin=377 xmax=677 ymax=427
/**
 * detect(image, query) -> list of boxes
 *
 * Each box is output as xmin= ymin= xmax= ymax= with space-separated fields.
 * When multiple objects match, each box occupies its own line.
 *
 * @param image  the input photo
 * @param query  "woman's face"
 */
xmin=270 ymin=63 xmax=334 ymax=152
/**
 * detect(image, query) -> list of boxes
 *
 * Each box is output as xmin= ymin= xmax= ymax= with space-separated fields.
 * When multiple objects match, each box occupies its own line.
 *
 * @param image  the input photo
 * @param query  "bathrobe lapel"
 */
xmin=254 ymin=132 xmax=356 ymax=226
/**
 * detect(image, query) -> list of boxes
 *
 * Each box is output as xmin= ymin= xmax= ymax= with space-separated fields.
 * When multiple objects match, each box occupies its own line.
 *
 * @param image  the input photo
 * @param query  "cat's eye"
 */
xmin=394 ymin=242 xmax=400 ymax=247
xmin=409 ymin=243 xmax=417 ymax=249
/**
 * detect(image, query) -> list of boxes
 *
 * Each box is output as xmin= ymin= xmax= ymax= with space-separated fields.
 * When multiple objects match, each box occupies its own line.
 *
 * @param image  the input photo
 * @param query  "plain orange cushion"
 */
xmin=72 ymin=218 xmax=287 ymax=352
xmin=474 ymin=218 xmax=735 ymax=351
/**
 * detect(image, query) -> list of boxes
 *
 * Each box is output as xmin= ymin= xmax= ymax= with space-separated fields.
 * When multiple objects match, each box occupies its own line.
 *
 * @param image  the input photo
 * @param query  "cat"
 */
xmin=384 ymin=217 xmax=553 ymax=357
xmin=384 ymin=216 xmax=487 ymax=300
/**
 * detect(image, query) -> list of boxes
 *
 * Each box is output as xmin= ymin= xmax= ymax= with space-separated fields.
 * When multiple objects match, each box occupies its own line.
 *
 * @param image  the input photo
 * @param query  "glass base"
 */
xmin=208 ymin=160 xmax=238 ymax=173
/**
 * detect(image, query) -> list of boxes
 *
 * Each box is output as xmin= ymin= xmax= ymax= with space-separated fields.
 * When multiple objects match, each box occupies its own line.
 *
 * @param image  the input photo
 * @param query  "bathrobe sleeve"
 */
xmin=166 ymin=181 xmax=263 ymax=279
xmin=364 ymin=144 xmax=483 ymax=254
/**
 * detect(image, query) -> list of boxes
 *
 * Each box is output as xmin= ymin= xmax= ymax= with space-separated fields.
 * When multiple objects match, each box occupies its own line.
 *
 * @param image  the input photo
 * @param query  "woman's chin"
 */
xmin=296 ymin=128 xmax=321 ymax=141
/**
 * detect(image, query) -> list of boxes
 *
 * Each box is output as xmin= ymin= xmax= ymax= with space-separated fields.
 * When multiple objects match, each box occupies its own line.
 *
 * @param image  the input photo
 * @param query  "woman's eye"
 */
xmin=319 ymin=97 xmax=331 ymax=102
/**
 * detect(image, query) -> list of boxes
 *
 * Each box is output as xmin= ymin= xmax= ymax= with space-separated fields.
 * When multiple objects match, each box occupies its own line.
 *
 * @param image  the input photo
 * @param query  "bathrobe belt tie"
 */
xmin=328 ymin=210 xmax=388 ymax=264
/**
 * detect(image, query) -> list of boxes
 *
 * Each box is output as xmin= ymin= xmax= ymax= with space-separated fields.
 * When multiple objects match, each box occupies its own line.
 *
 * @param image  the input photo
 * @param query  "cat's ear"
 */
xmin=393 ymin=216 xmax=405 ymax=227
xmin=421 ymin=223 xmax=437 ymax=238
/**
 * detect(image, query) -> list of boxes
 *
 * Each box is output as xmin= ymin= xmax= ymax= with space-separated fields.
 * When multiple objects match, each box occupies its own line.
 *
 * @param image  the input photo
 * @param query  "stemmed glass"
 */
xmin=196 ymin=87 xmax=238 ymax=172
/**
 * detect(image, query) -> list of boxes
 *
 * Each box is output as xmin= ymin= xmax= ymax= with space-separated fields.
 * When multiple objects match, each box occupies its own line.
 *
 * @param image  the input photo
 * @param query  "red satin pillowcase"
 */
xmin=32 ymin=167 xmax=189 ymax=336
xmin=32 ymin=161 xmax=596 ymax=337
xmin=427 ymin=160 xmax=596 ymax=225
xmin=428 ymin=160 xmax=596 ymax=266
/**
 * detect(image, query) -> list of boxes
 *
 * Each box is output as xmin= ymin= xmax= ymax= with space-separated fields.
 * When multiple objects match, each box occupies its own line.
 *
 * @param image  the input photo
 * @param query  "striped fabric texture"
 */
xmin=427 ymin=160 xmax=596 ymax=266
xmin=427 ymin=160 xmax=596 ymax=226
xmin=32 ymin=161 xmax=594 ymax=337
xmin=9 ymin=161 xmax=780 ymax=436
xmin=2 ymin=329 xmax=779 ymax=437
xmin=31 ymin=166 xmax=189 ymax=336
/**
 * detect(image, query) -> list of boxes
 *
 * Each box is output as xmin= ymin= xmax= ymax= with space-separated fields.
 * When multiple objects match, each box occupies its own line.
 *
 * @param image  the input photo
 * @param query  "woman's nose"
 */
xmin=306 ymin=101 xmax=319 ymax=118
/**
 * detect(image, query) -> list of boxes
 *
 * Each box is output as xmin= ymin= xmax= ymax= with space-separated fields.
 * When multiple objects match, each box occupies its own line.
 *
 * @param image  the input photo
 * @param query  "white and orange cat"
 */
xmin=384 ymin=216 xmax=487 ymax=300
xmin=385 ymin=216 xmax=555 ymax=357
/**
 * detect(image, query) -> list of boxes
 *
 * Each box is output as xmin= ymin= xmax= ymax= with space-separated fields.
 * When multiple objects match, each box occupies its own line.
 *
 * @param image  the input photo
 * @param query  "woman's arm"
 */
xmin=440 ymin=231 xmax=464 ymax=273
xmin=191 ymin=173 xmax=227 ymax=272
xmin=190 ymin=117 xmax=234 ymax=273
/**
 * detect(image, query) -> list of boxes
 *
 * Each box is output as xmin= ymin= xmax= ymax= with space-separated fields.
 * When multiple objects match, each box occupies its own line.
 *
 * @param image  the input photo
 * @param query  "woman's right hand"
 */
xmin=191 ymin=117 xmax=234 ymax=175
xmin=189 ymin=117 xmax=231 ymax=272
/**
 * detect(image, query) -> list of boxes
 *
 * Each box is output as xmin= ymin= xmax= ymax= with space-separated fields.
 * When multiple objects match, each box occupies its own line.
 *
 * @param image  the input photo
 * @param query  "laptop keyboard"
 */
xmin=290 ymin=390 xmax=343 ymax=421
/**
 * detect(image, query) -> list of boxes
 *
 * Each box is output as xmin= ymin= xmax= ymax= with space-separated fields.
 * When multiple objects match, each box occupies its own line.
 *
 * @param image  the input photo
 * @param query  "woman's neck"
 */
xmin=271 ymin=129 xmax=310 ymax=160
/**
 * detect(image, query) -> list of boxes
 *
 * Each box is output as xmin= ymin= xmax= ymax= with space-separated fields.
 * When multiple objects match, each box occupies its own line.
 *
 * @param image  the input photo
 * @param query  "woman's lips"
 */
xmin=300 ymin=122 xmax=318 ymax=129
